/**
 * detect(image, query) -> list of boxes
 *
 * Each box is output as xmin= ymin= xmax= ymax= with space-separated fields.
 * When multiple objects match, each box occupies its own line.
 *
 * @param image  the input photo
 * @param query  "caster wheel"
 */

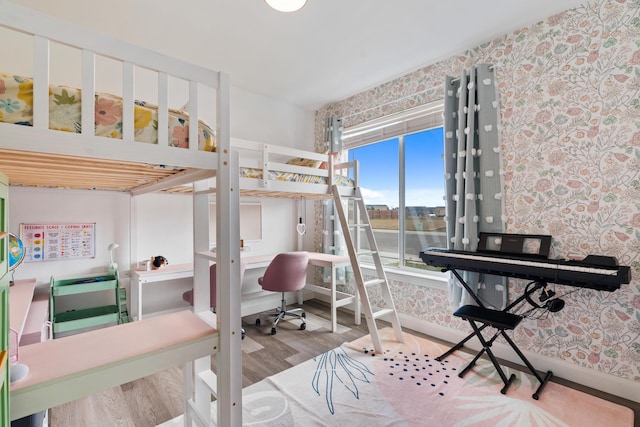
xmin=271 ymin=327 xmax=277 ymax=335
xmin=255 ymin=318 xmax=261 ymax=326
xmin=241 ymin=329 xmax=246 ymax=340
xmin=300 ymin=322 xmax=306 ymax=330
xmin=301 ymin=312 xmax=306 ymax=318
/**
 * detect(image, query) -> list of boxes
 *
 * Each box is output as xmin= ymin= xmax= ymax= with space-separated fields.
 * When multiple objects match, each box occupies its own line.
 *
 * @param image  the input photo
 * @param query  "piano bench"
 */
xmin=454 ymin=305 xmax=522 ymax=330
xmin=451 ymin=304 xmax=552 ymax=399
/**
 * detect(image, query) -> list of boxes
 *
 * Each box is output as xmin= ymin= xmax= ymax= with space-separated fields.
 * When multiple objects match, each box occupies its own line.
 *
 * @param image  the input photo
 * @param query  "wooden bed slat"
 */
xmin=0 ymin=148 xmax=192 ymax=192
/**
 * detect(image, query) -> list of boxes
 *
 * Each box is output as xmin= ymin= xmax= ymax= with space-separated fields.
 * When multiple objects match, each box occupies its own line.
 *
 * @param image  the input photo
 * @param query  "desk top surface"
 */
xmin=130 ymin=252 xmax=350 ymax=279
xmin=217 ymin=251 xmax=350 ymax=267
xmin=131 ymin=262 xmax=193 ymax=278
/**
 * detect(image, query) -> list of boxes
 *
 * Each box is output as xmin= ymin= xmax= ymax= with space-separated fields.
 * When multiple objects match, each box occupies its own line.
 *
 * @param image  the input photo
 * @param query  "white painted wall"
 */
xmin=231 ymin=87 xmax=314 ymax=149
xmin=8 ymin=187 xmax=130 ymax=312
xmin=8 ymin=188 xmax=301 ymax=316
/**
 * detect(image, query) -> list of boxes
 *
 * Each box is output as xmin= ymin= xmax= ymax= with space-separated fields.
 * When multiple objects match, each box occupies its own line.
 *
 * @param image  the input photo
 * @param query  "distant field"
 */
xmin=370 ymin=217 xmax=446 ymax=231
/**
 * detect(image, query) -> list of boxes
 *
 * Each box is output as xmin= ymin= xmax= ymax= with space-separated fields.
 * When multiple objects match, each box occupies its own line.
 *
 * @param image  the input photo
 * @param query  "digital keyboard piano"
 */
xmin=420 ymin=235 xmax=630 ymax=400
xmin=419 ymin=248 xmax=631 ymax=291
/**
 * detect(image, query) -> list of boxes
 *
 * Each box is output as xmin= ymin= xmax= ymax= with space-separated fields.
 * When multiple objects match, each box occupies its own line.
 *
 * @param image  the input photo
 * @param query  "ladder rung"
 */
xmin=197 ymin=369 xmax=218 ymax=397
xmin=356 ymin=250 xmax=377 ymax=257
xmin=348 ymin=223 xmax=370 ymax=229
xmin=364 ymin=279 xmax=385 ymax=287
xmin=372 ymin=308 xmax=395 ymax=320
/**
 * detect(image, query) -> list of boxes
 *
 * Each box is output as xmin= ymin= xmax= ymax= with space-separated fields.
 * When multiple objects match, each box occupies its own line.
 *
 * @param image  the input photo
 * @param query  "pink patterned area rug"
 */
xmin=161 ymin=328 xmax=634 ymax=426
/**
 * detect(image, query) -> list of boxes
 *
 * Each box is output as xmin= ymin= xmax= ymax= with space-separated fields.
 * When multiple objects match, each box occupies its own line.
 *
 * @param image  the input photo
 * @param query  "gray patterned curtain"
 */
xmin=443 ymin=63 xmax=506 ymax=309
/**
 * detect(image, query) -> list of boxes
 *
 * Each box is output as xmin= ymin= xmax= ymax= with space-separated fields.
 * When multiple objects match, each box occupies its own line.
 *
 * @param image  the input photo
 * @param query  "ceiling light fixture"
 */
xmin=265 ymin=0 xmax=307 ymax=12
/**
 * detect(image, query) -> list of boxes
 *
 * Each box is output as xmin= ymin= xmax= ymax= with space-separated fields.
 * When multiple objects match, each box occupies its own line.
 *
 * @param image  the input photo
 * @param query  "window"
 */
xmin=341 ymin=102 xmax=446 ymax=271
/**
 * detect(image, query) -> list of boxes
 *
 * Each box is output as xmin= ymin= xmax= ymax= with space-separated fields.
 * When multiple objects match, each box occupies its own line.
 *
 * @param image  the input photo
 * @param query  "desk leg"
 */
xmin=354 ymin=284 xmax=361 ymax=326
xmin=130 ymin=278 xmax=138 ymax=321
xmin=137 ymin=279 xmax=143 ymax=321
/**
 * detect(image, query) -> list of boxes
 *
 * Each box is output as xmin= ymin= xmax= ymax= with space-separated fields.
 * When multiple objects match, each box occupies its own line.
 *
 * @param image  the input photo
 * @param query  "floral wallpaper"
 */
xmin=314 ymin=0 xmax=640 ymax=383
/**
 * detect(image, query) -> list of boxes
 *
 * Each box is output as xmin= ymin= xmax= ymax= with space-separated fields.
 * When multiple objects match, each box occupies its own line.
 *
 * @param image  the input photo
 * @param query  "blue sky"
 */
xmin=348 ymin=127 xmax=445 ymax=209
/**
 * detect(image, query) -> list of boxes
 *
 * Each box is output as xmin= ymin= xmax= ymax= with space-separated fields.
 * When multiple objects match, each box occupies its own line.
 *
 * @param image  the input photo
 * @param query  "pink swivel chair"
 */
xmin=255 ymin=252 xmax=310 ymax=335
xmin=183 ymin=262 xmax=246 ymax=337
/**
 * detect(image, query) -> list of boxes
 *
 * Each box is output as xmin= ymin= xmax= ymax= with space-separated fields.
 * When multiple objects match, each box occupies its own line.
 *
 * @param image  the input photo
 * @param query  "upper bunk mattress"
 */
xmin=0 ymin=73 xmax=215 ymax=151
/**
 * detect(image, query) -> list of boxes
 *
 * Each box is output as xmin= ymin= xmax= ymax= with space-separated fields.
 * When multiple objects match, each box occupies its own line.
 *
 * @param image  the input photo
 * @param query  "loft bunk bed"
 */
xmin=0 ymin=3 xmax=361 ymax=425
xmin=0 ymin=1 xmax=241 ymax=426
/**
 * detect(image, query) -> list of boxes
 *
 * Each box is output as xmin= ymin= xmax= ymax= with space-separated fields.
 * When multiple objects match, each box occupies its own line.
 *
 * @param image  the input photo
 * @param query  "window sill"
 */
xmin=360 ymin=264 xmax=448 ymax=289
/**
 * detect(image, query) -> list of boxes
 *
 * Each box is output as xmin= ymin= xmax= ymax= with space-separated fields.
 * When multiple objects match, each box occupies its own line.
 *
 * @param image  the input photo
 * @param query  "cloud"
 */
xmin=359 ymin=187 xmax=396 ymax=208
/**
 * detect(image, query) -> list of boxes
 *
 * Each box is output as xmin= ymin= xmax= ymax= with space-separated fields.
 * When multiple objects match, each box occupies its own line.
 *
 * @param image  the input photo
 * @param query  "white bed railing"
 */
xmin=228 ymin=138 xmax=359 ymax=197
xmin=0 ymin=0 xmax=220 ymax=170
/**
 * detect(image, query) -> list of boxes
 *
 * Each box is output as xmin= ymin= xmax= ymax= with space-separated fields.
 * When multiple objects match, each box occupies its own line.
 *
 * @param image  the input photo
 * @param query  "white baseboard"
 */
xmin=399 ymin=314 xmax=640 ymax=404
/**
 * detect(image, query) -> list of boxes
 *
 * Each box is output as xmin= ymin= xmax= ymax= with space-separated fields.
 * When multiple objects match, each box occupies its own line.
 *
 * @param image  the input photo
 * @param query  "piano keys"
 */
xmin=419 ymin=248 xmax=631 ymax=292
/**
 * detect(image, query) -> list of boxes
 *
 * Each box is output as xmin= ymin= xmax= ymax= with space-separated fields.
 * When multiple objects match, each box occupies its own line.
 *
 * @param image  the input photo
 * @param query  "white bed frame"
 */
xmin=0 ymin=1 xmax=242 ymax=426
xmin=228 ymin=138 xmax=359 ymax=199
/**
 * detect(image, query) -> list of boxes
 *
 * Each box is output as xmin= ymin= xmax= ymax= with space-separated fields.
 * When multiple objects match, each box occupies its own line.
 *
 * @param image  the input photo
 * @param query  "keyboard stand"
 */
xmin=436 ymin=268 xmax=553 ymax=399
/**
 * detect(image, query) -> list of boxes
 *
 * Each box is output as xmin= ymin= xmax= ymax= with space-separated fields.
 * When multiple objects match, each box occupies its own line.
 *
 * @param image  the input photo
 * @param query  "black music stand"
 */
xmin=437 ymin=268 xmax=553 ymax=399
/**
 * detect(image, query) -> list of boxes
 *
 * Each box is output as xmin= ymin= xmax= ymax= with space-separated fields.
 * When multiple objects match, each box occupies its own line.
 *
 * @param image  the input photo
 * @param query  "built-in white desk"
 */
xmin=130 ymin=252 xmax=360 ymax=332
xmin=130 ymin=263 xmax=195 ymax=321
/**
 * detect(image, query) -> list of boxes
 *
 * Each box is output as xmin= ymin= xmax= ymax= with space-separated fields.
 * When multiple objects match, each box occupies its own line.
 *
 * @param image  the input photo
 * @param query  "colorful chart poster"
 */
xmin=20 ymin=223 xmax=96 ymax=262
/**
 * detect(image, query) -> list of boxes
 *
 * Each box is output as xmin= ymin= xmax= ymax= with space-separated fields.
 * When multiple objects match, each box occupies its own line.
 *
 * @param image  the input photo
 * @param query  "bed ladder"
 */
xmin=331 ymin=185 xmax=404 ymax=353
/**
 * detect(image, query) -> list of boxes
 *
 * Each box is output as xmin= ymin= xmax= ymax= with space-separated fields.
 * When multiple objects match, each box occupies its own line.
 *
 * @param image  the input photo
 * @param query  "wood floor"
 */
xmin=46 ymin=300 xmax=639 ymax=427
xmin=47 ymin=300 xmax=371 ymax=427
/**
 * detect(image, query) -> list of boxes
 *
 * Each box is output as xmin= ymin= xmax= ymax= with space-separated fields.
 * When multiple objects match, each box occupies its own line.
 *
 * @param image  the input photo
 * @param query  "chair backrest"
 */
xmin=184 ymin=262 xmax=246 ymax=307
xmin=259 ymin=252 xmax=309 ymax=293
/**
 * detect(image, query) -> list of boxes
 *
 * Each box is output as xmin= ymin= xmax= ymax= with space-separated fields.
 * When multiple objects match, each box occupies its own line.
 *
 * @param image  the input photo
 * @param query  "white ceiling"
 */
xmin=13 ymin=0 xmax=587 ymax=111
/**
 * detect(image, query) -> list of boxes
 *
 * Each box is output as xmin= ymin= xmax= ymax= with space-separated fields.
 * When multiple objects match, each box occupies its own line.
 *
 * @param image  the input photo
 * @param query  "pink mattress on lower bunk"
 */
xmin=10 ymin=310 xmax=216 ymax=391
xmin=0 ymin=72 xmax=216 ymax=151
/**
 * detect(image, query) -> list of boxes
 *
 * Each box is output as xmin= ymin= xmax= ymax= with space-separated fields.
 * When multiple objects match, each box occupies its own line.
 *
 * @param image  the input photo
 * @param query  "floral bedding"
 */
xmin=240 ymin=167 xmax=353 ymax=186
xmin=0 ymin=73 xmax=216 ymax=151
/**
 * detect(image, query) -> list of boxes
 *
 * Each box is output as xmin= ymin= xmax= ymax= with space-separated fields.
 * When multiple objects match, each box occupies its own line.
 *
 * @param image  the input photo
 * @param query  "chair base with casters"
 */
xmin=451 ymin=304 xmax=553 ymax=399
xmin=255 ymin=293 xmax=306 ymax=335
xmin=256 ymin=251 xmax=310 ymax=335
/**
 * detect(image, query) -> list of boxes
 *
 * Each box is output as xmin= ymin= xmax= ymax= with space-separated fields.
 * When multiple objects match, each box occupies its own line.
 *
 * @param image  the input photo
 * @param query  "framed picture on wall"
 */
xmin=20 ymin=223 xmax=96 ymax=262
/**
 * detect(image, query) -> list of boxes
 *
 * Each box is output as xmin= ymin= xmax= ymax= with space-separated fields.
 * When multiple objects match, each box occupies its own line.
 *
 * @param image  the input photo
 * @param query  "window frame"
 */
xmin=342 ymin=103 xmax=446 ymax=276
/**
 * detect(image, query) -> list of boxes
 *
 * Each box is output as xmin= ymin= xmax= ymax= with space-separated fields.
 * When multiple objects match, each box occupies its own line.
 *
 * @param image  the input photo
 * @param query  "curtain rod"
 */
xmin=337 ymin=86 xmax=443 ymax=121
xmin=342 ymin=100 xmax=444 ymax=136
xmin=449 ymin=64 xmax=495 ymax=84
